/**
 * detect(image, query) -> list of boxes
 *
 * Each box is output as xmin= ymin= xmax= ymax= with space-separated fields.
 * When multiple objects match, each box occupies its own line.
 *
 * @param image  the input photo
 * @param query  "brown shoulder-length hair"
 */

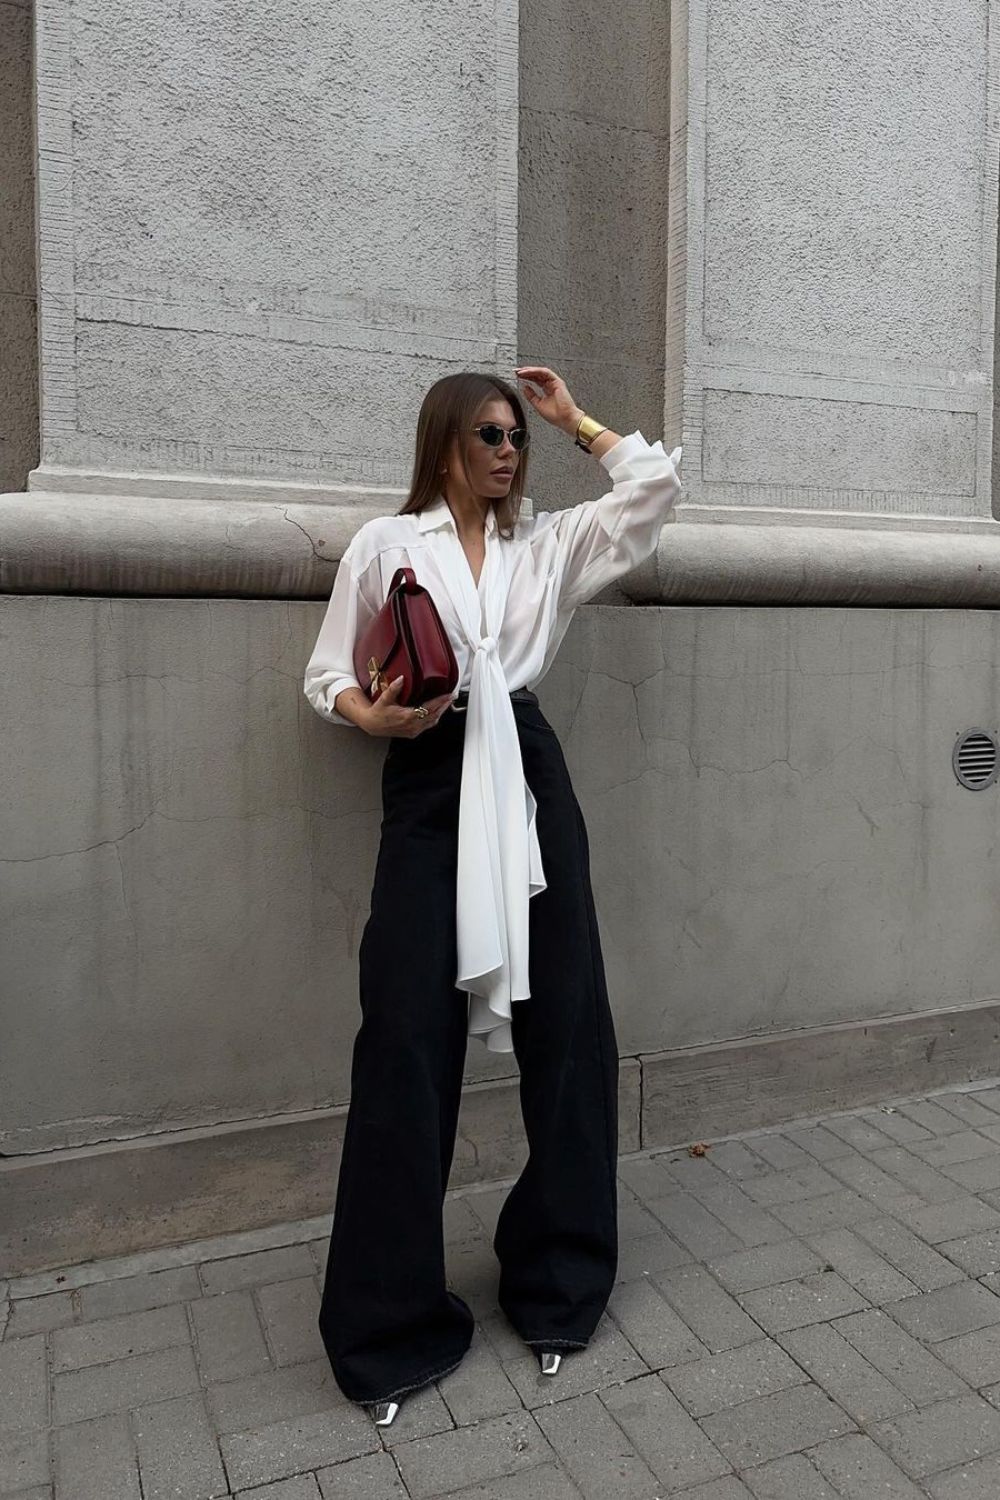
xmin=397 ymin=372 xmax=529 ymax=539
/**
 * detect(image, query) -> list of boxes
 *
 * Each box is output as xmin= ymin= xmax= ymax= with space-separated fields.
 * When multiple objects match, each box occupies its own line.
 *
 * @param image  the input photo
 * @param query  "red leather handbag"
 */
xmin=352 ymin=567 xmax=459 ymax=707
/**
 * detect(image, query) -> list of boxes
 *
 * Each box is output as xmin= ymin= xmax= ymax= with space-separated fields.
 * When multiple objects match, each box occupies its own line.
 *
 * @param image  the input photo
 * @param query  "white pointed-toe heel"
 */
xmin=539 ymin=1350 xmax=562 ymax=1375
xmin=370 ymin=1398 xmax=400 ymax=1426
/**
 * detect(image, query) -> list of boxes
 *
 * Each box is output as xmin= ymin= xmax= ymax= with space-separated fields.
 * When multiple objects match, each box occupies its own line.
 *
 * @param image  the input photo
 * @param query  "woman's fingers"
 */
xmin=514 ymin=365 xmax=576 ymax=427
xmin=412 ymin=696 xmax=451 ymax=734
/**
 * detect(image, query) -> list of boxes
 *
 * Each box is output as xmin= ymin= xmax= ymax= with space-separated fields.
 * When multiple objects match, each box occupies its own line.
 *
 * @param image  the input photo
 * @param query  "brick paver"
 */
xmin=16 ymin=1082 xmax=1000 ymax=1495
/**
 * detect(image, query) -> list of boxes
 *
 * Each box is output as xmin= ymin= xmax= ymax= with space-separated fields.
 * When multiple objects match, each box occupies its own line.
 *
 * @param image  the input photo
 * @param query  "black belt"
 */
xmin=450 ymin=686 xmax=538 ymax=714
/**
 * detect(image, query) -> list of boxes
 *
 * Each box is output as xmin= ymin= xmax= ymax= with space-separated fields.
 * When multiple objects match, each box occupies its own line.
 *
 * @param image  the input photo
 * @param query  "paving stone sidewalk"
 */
xmin=13 ymin=1083 xmax=1000 ymax=1497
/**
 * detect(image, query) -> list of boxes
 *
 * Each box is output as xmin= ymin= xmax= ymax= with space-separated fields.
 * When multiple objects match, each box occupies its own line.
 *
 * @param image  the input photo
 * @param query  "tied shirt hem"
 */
xmin=455 ymin=640 xmax=547 ymax=1052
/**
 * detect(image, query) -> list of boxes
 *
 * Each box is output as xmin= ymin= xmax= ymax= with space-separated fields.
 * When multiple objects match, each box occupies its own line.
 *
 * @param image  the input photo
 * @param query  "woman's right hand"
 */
xmin=362 ymin=676 xmax=455 ymax=737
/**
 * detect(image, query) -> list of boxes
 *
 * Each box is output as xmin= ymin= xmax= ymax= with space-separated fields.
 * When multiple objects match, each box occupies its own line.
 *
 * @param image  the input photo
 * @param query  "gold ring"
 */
xmin=413 ymin=705 xmax=429 ymax=719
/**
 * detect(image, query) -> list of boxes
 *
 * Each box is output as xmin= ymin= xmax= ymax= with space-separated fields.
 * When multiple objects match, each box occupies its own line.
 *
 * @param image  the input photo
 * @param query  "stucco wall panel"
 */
xmin=704 ymin=0 xmax=988 ymax=365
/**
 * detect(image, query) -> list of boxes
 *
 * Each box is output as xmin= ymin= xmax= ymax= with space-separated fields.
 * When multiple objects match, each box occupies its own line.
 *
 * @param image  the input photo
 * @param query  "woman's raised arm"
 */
xmin=535 ymin=431 xmax=682 ymax=611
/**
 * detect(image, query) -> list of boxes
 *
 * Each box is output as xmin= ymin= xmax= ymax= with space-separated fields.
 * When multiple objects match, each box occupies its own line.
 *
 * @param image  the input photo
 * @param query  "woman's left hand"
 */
xmin=515 ymin=366 xmax=582 ymax=436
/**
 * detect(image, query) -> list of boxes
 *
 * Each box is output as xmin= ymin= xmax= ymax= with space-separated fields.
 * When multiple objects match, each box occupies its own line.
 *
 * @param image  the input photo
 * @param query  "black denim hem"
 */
xmin=521 ymin=1335 xmax=590 ymax=1349
xmin=347 ymin=1349 xmax=469 ymax=1408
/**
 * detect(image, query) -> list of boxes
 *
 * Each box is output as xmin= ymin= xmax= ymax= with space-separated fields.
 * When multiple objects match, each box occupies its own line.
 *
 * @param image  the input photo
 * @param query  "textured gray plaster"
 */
xmin=517 ymin=0 xmax=669 ymax=512
xmin=0 ymin=294 xmax=39 ymax=499
xmin=24 ymin=0 xmax=1000 ymax=559
xmin=668 ymin=0 xmax=1000 ymax=523
xmin=71 ymin=0 xmax=500 ymax=303
xmin=0 ymin=0 xmax=34 ymax=299
xmin=704 ymin=0 xmax=988 ymax=367
xmin=702 ymin=392 xmax=977 ymax=505
xmin=72 ymin=326 xmax=466 ymax=486
xmin=0 ymin=0 xmax=39 ymax=492
xmin=32 ymin=0 xmax=518 ymax=483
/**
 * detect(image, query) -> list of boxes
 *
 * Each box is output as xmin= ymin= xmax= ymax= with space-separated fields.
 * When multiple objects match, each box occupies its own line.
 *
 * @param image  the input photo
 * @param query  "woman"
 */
xmin=303 ymin=366 xmax=682 ymax=1426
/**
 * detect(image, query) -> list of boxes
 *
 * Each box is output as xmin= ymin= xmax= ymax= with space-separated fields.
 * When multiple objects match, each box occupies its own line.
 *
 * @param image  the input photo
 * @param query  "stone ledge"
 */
xmin=625 ymin=518 xmax=1000 ymax=607
xmin=6 ymin=487 xmax=1000 ymax=602
xmin=0 ymin=489 xmax=364 ymax=598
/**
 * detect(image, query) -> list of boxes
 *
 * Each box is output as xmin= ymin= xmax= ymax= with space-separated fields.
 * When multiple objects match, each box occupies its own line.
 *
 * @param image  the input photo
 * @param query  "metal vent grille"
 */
xmin=953 ymin=728 xmax=999 ymax=790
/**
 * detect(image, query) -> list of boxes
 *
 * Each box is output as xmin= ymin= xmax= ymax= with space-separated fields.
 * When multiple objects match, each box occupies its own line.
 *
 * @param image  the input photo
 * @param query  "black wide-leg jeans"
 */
xmin=317 ymin=693 xmax=619 ymax=1406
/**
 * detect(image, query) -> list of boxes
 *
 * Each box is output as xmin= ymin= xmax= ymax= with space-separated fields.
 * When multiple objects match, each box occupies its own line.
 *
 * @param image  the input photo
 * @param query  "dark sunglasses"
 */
xmin=470 ymin=423 xmax=529 ymax=451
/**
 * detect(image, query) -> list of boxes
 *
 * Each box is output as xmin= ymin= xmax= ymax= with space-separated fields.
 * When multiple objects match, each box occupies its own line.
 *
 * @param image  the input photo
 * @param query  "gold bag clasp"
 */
xmin=367 ymin=656 xmax=390 ymax=697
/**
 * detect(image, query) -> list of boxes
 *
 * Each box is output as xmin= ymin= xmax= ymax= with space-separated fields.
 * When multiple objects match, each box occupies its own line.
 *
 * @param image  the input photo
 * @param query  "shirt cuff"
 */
xmin=597 ymin=429 xmax=649 ymax=472
xmin=599 ymin=432 xmax=683 ymax=487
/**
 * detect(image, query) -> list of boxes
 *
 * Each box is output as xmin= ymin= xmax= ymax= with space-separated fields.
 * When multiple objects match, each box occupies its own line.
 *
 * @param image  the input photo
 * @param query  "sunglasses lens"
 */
xmin=474 ymin=424 xmax=528 ymax=449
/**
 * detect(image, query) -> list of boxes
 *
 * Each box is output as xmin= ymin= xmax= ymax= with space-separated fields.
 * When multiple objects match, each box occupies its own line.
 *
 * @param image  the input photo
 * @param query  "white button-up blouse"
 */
xmin=304 ymin=430 xmax=683 ymax=1053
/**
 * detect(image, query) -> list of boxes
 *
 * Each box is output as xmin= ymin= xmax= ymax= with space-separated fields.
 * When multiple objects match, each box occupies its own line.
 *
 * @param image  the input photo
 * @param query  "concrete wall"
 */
xmin=7 ymin=1 xmax=1000 ymax=1275
xmin=31 ymin=0 xmax=518 ymax=490
xmin=668 ymin=0 xmax=1000 ymax=526
xmin=0 ymin=0 xmax=38 ymax=493
xmin=518 ymin=0 xmax=670 ymax=510
xmin=4 ymin=596 xmax=1000 ymax=1154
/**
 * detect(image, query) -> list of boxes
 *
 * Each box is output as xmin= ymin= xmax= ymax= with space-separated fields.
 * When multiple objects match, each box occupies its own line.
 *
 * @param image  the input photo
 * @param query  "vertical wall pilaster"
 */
xmin=668 ymin=0 xmax=1000 ymax=531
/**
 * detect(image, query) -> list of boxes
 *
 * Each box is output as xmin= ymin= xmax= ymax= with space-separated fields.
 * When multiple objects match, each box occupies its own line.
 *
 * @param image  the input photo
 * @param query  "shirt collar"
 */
xmin=416 ymin=495 xmax=497 ymax=536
